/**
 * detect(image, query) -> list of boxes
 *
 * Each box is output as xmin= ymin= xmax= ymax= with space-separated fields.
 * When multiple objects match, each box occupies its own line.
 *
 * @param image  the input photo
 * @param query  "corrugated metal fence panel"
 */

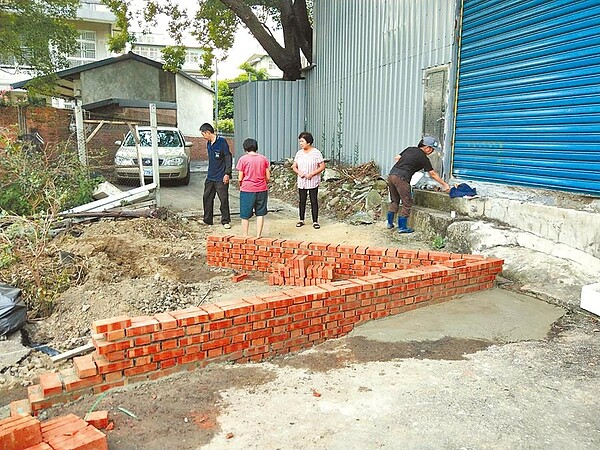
xmin=305 ymin=0 xmax=457 ymax=175
xmin=454 ymin=0 xmax=600 ymax=195
xmin=233 ymin=80 xmax=306 ymax=162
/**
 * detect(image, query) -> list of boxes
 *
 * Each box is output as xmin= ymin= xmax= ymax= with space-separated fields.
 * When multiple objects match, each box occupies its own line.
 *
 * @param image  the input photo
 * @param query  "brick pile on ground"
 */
xmin=0 ymin=411 xmax=108 ymax=450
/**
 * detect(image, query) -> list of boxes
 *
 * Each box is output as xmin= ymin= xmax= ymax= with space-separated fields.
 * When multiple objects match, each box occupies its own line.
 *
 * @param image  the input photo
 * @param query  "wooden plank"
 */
xmin=50 ymin=342 xmax=95 ymax=363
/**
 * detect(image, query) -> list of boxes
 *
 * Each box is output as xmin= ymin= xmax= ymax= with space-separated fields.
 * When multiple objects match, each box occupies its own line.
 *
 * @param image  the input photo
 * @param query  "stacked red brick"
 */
xmin=0 ymin=414 xmax=107 ymax=450
xmin=269 ymin=254 xmax=335 ymax=286
xmin=21 ymin=237 xmax=503 ymax=411
xmin=206 ymin=236 xmax=427 ymax=276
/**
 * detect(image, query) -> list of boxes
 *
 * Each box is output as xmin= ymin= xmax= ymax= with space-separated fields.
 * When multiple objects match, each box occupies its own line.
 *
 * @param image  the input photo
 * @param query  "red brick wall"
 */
xmin=0 ymin=106 xmax=71 ymax=148
xmin=190 ymin=135 xmax=235 ymax=161
xmin=25 ymin=237 xmax=503 ymax=412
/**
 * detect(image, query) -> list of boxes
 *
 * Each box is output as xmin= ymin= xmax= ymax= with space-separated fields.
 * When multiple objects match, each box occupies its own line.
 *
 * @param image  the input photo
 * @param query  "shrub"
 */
xmin=0 ymin=129 xmax=98 ymax=317
xmin=217 ymin=118 xmax=234 ymax=134
xmin=0 ymin=131 xmax=101 ymax=215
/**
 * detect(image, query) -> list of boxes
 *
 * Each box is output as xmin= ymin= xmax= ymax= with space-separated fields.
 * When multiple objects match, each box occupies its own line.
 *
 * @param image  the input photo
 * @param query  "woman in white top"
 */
xmin=292 ymin=131 xmax=326 ymax=229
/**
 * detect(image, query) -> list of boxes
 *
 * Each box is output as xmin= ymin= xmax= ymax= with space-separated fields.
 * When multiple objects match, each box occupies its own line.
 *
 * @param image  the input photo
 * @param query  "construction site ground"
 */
xmin=1 ymin=165 xmax=599 ymax=449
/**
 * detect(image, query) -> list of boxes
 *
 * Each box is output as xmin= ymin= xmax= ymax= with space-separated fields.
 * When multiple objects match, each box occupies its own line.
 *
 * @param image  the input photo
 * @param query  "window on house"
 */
xmin=68 ymin=31 xmax=97 ymax=67
xmin=186 ymin=50 xmax=200 ymax=64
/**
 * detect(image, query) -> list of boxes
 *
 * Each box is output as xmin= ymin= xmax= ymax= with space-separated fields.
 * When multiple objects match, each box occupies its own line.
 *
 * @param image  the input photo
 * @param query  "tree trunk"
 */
xmin=292 ymin=0 xmax=313 ymax=63
xmin=217 ymin=0 xmax=311 ymax=80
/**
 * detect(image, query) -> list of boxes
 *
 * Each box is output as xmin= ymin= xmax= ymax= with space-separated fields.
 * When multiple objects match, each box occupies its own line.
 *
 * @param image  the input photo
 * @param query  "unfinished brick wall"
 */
xmin=24 ymin=236 xmax=503 ymax=412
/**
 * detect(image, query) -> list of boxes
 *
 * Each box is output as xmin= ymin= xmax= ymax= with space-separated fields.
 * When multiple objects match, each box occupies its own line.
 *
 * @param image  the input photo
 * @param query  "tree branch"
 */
xmin=218 ymin=0 xmax=289 ymax=68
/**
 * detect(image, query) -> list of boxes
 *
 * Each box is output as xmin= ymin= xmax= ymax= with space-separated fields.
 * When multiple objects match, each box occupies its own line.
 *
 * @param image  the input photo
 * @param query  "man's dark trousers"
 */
xmin=203 ymin=180 xmax=230 ymax=225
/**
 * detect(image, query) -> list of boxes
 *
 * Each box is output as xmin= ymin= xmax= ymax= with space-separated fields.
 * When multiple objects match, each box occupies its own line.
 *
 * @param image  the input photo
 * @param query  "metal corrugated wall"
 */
xmin=454 ymin=0 xmax=600 ymax=195
xmin=305 ymin=0 xmax=457 ymax=175
xmin=233 ymin=80 xmax=305 ymax=162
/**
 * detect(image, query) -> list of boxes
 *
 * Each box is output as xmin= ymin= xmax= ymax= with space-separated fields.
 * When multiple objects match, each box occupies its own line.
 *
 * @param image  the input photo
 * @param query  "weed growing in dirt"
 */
xmin=432 ymin=235 xmax=447 ymax=250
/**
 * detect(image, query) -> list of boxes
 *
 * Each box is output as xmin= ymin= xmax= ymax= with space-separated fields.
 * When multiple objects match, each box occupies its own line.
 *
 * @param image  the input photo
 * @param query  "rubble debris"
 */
xmin=269 ymin=160 xmax=387 ymax=221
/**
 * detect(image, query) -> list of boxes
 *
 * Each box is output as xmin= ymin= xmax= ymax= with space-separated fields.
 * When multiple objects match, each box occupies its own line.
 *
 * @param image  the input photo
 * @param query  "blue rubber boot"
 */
xmin=397 ymin=216 xmax=414 ymax=233
xmin=386 ymin=211 xmax=395 ymax=229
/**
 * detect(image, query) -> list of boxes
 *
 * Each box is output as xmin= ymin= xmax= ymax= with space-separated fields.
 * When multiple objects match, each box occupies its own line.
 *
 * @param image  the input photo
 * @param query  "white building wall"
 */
xmin=176 ymin=75 xmax=213 ymax=137
xmin=305 ymin=0 xmax=458 ymax=174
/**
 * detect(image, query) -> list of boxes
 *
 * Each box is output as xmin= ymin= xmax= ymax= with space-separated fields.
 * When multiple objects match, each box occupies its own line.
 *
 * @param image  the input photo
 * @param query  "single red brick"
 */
xmin=26 ymin=385 xmax=46 ymax=412
xmin=40 ymin=414 xmax=86 ymax=437
xmin=170 ymin=308 xmax=210 ymax=326
xmin=93 ymin=338 xmax=132 ymax=355
xmin=91 ymin=315 xmax=131 ymax=334
xmin=441 ymin=258 xmax=467 ymax=268
xmin=59 ymin=368 xmax=102 ymax=392
xmin=153 ymin=328 xmax=185 ymax=341
xmin=38 ymin=372 xmax=62 ymax=397
xmin=126 ymin=343 xmax=160 ymax=358
xmin=73 ymin=355 xmax=97 ymax=379
xmin=9 ymin=399 xmax=32 ymax=418
xmin=126 ymin=318 xmax=160 ymax=336
xmin=232 ymin=272 xmax=248 ymax=282
xmin=84 ymin=411 xmax=109 ymax=430
xmin=124 ymin=363 xmax=157 ymax=377
xmin=93 ymin=354 xmax=133 ymax=375
xmin=105 ymin=328 xmax=126 ymax=341
xmin=153 ymin=348 xmax=185 ymax=362
xmin=154 ymin=312 xmax=177 ymax=330
xmin=92 ymin=380 xmax=126 ymax=394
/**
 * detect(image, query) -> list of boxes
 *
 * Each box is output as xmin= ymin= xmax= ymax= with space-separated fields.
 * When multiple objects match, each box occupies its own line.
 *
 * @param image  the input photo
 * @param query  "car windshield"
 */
xmin=124 ymin=130 xmax=182 ymax=148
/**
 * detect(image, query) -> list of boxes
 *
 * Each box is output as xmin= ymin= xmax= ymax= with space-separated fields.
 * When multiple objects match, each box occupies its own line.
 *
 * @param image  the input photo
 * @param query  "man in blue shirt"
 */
xmin=200 ymin=123 xmax=232 ymax=228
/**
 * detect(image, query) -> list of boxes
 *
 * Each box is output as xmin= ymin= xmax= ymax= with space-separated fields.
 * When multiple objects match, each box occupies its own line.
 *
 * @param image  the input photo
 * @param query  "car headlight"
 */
xmin=115 ymin=155 xmax=134 ymax=165
xmin=163 ymin=156 xmax=185 ymax=166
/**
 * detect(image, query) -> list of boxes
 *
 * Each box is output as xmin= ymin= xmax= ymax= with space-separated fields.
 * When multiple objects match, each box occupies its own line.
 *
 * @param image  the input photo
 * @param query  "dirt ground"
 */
xmin=1 ymin=173 xmax=599 ymax=449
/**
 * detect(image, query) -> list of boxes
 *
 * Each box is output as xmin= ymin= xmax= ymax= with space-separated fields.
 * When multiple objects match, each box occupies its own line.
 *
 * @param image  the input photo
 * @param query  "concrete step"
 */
xmin=413 ymin=189 xmax=600 ymax=261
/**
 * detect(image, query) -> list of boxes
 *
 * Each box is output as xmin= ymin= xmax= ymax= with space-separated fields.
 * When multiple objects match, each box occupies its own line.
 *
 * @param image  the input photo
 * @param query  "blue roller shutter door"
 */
xmin=454 ymin=0 xmax=600 ymax=195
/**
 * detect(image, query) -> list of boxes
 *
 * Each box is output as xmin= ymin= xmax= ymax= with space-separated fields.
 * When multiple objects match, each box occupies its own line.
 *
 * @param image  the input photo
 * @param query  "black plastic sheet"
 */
xmin=0 ymin=283 xmax=27 ymax=336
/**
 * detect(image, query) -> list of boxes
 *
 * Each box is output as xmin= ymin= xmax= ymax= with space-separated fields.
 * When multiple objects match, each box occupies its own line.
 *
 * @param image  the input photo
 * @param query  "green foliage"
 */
xmin=0 ymin=0 xmax=79 ymax=77
xmin=238 ymin=62 xmax=269 ymax=81
xmin=105 ymin=0 xmax=313 ymax=80
xmin=104 ymin=0 xmax=134 ymax=52
xmin=0 ymin=0 xmax=79 ymax=95
xmin=217 ymin=118 xmax=234 ymax=133
xmin=161 ymin=45 xmax=186 ymax=73
xmin=193 ymin=1 xmax=237 ymax=54
xmin=199 ymin=48 xmax=215 ymax=78
xmin=0 ymin=131 xmax=102 ymax=216
xmin=216 ymin=80 xmax=234 ymax=120
xmin=213 ymin=68 xmax=270 ymax=129
xmin=0 ymin=213 xmax=86 ymax=318
xmin=336 ymin=98 xmax=343 ymax=163
xmin=353 ymin=142 xmax=360 ymax=165
xmin=432 ymin=235 xmax=447 ymax=250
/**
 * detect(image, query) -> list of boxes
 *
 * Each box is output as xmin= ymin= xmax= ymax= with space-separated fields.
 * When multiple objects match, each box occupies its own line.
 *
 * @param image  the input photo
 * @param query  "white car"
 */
xmin=114 ymin=127 xmax=192 ymax=185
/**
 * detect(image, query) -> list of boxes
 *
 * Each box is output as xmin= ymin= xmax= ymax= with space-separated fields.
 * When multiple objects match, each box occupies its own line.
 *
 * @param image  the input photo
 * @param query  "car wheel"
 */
xmin=180 ymin=164 xmax=191 ymax=186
